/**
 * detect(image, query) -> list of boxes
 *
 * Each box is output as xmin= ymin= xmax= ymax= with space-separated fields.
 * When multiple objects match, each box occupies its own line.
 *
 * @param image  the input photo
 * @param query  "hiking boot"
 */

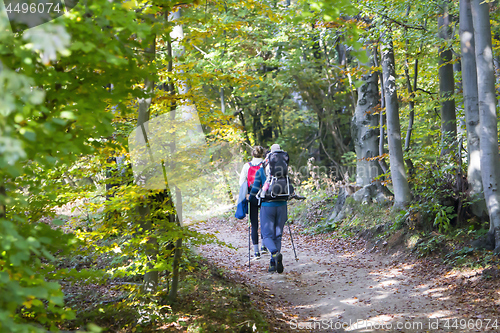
xmin=268 ymin=264 xmax=276 ymax=273
xmin=261 ymin=246 xmax=268 ymax=254
xmin=272 ymin=252 xmax=284 ymax=273
xmin=254 ymin=252 xmax=261 ymax=259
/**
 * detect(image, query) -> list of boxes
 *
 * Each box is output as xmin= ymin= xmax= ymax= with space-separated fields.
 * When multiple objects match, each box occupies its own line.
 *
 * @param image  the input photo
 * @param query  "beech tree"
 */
xmin=381 ymin=30 xmax=411 ymax=209
xmin=438 ymin=1 xmax=457 ymax=150
xmin=471 ymin=0 xmax=500 ymax=251
xmin=459 ymin=0 xmax=487 ymax=218
xmin=352 ymin=49 xmax=380 ymax=186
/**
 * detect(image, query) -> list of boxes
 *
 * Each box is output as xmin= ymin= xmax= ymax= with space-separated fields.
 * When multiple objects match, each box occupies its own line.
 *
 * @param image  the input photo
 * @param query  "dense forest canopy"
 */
xmin=1 ymin=0 xmax=500 ymax=330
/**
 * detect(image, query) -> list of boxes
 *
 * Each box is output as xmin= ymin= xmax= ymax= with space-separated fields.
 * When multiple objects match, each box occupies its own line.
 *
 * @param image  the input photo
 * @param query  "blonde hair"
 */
xmin=252 ymin=146 xmax=264 ymax=158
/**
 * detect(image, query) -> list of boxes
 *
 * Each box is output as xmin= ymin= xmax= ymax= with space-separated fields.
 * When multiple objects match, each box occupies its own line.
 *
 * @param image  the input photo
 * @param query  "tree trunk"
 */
xmin=403 ymin=54 xmax=415 ymax=154
xmin=459 ymin=0 xmax=488 ymax=218
xmin=220 ymin=87 xmax=225 ymax=114
xmin=471 ymin=0 xmax=500 ymax=252
xmin=251 ymin=107 xmax=263 ymax=144
xmin=495 ymin=55 xmax=500 ymax=99
xmin=167 ymin=7 xmax=186 ymax=302
xmin=262 ymin=106 xmax=273 ymax=142
xmin=381 ymin=32 xmax=412 ymax=209
xmin=403 ymin=6 xmax=417 ymax=176
xmin=336 ymin=43 xmax=346 ymax=66
xmin=403 ymin=37 xmax=417 ymax=176
xmin=438 ymin=3 xmax=457 ymax=150
xmin=352 ymin=49 xmax=380 ymax=186
xmin=373 ymin=46 xmax=389 ymax=174
xmin=0 ymin=185 xmax=5 ymax=219
xmin=137 ymin=38 xmax=158 ymax=294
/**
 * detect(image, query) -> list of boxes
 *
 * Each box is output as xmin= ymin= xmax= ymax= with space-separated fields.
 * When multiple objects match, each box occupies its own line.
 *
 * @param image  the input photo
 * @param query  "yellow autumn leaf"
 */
xmin=122 ymin=0 xmax=139 ymax=11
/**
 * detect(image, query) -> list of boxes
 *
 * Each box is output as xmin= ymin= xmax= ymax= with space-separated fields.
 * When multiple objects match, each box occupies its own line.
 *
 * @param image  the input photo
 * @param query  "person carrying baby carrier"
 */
xmin=248 ymin=144 xmax=293 ymax=273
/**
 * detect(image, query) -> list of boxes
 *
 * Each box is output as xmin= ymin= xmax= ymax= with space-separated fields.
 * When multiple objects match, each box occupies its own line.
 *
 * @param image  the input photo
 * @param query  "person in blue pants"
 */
xmin=248 ymin=144 xmax=287 ymax=273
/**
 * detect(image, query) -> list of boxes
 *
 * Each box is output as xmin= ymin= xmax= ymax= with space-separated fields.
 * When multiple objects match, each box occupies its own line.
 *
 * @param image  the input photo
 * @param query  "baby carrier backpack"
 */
xmin=263 ymin=150 xmax=293 ymax=200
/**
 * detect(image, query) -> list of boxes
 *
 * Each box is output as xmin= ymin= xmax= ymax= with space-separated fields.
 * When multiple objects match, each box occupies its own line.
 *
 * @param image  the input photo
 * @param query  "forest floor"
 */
xmin=194 ymin=215 xmax=500 ymax=332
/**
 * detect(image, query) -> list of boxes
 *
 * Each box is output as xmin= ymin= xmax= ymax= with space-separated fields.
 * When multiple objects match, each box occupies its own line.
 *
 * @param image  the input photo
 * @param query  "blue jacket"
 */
xmin=235 ymin=182 xmax=248 ymax=219
xmin=249 ymin=167 xmax=286 ymax=207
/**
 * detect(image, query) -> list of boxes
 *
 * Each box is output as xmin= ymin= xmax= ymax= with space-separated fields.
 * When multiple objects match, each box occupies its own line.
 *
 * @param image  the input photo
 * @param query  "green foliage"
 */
xmin=413 ymin=233 xmax=447 ymax=258
xmin=414 ymin=234 xmax=495 ymax=268
xmin=0 ymin=0 xmax=164 ymax=328
xmin=0 ymin=219 xmax=78 ymax=332
xmin=338 ymin=197 xmax=391 ymax=233
xmin=391 ymin=209 xmax=410 ymax=231
xmin=407 ymin=144 xmax=463 ymax=233
xmin=444 ymin=246 xmax=475 ymax=267
xmin=59 ymin=254 xmax=270 ymax=332
xmin=433 ymin=205 xmax=457 ymax=233
xmin=183 ymin=0 xmax=363 ymax=170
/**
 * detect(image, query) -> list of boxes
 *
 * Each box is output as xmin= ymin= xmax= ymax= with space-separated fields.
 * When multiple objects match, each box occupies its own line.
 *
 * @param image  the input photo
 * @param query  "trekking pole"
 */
xmin=287 ymin=220 xmax=299 ymax=261
xmin=287 ymin=193 xmax=305 ymax=261
xmin=248 ymin=222 xmax=251 ymax=270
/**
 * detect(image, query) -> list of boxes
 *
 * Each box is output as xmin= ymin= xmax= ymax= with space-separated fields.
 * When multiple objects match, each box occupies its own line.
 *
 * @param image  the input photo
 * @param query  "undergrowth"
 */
xmin=291 ymin=185 xmax=497 ymax=270
xmin=59 ymin=252 xmax=270 ymax=332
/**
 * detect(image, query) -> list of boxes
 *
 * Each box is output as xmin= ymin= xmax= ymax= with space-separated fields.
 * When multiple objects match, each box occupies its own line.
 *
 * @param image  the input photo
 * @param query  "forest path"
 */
xmin=194 ymin=217 xmax=483 ymax=332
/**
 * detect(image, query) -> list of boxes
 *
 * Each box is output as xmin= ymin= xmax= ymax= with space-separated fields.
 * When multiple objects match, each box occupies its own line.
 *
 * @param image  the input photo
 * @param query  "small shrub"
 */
xmin=413 ymin=234 xmax=447 ymax=257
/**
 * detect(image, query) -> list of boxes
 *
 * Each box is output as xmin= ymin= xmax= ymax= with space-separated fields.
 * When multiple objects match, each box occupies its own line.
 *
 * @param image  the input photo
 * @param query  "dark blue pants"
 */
xmin=260 ymin=205 xmax=287 ymax=257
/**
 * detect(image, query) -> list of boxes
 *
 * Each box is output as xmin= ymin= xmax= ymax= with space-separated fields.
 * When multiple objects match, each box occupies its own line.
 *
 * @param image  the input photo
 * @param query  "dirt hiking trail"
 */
xmin=195 ymin=218 xmax=497 ymax=332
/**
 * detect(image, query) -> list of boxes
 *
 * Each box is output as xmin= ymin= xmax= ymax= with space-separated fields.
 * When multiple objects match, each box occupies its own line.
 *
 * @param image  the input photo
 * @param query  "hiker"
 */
xmin=239 ymin=146 xmax=267 ymax=259
xmin=248 ymin=143 xmax=291 ymax=273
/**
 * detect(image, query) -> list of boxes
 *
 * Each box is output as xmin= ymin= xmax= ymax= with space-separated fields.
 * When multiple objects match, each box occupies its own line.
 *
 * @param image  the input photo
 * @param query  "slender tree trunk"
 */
xmin=336 ymin=42 xmax=347 ymax=66
xmin=459 ymin=0 xmax=488 ymax=218
xmin=438 ymin=3 xmax=457 ymax=150
xmin=495 ymin=56 xmax=500 ymax=99
xmin=374 ymin=46 xmax=389 ymax=174
xmin=137 ymin=38 xmax=158 ymax=294
xmin=381 ymin=31 xmax=412 ymax=209
xmin=168 ymin=139 xmax=183 ymax=303
xmin=0 ymin=185 xmax=5 ymax=219
xmin=167 ymin=7 xmax=186 ymax=302
xmin=262 ymin=106 xmax=273 ymax=142
xmin=231 ymin=97 xmax=252 ymax=145
xmin=471 ymin=0 xmax=500 ymax=251
xmin=220 ymin=87 xmax=225 ymax=113
xmin=403 ymin=34 xmax=417 ymax=176
xmin=251 ymin=107 xmax=262 ymax=144
xmin=403 ymin=6 xmax=416 ymax=158
xmin=403 ymin=53 xmax=415 ymax=154
xmin=352 ymin=49 xmax=380 ymax=186
xmin=454 ymin=60 xmax=466 ymax=138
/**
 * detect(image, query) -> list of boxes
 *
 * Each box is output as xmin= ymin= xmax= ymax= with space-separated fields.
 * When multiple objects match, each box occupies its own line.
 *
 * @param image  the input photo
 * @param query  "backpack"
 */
xmin=264 ymin=151 xmax=294 ymax=200
xmin=247 ymin=162 xmax=262 ymax=189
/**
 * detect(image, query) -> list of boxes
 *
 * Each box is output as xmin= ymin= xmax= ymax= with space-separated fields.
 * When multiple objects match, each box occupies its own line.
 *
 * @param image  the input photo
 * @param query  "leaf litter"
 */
xmin=194 ymin=216 xmax=500 ymax=332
